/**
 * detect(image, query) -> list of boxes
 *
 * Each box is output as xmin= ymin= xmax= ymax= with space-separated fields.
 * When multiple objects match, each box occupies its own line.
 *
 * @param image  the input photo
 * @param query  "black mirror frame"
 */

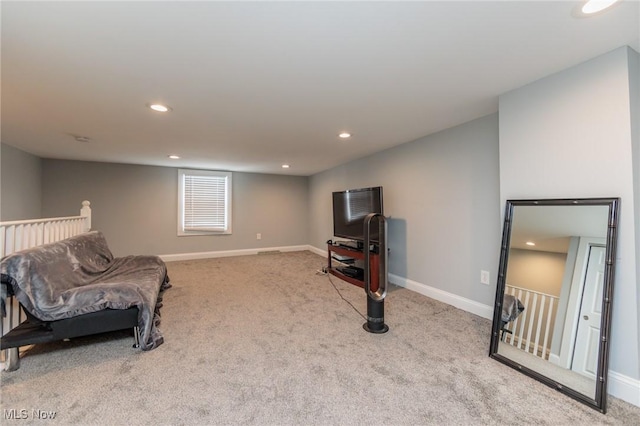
xmin=489 ymin=197 xmax=620 ymax=414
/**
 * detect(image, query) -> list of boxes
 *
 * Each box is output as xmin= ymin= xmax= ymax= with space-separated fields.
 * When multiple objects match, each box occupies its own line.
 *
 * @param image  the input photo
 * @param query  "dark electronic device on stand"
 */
xmin=328 ymin=187 xmax=388 ymax=333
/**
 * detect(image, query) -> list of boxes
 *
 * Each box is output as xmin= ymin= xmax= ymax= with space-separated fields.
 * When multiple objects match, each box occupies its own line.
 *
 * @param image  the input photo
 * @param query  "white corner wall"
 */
xmin=629 ymin=48 xmax=640 ymax=398
xmin=499 ymin=46 xmax=639 ymax=405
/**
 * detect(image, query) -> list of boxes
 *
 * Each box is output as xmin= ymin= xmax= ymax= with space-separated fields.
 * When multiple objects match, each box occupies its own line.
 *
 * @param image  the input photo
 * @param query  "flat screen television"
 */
xmin=332 ymin=186 xmax=383 ymax=243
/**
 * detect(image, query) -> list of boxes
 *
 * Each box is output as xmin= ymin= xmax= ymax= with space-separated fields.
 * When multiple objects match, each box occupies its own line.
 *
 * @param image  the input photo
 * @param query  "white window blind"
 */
xmin=178 ymin=169 xmax=232 ymax=235
xmin=346 ymin=191 xmax=370 ymax=223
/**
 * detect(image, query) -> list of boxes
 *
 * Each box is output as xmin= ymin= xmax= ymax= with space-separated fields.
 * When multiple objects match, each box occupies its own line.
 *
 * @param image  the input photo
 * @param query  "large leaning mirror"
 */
xmin=489 ymin=198 xmax=619 ymax=413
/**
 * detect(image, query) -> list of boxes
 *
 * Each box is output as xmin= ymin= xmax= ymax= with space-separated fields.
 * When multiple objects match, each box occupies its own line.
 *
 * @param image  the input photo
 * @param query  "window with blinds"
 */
xmin=178 ymin=169 xmax=232 ymax=235
xmin=345 ymin=190 xmax=371 ymax=223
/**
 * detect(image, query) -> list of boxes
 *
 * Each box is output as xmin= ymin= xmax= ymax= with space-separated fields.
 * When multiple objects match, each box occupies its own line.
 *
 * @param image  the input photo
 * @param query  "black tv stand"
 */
xmin=335 ymin=240 xmax=381 ymax=254
xmin=336 ymin=240 xmax=362 ymax=250
xmin=327 ymin=243 xmax=377 ymax=291
xmin=327 ymin=213 xmax=389 ymax=334
xmin=336 ymin=265 xmax=364 ymax=280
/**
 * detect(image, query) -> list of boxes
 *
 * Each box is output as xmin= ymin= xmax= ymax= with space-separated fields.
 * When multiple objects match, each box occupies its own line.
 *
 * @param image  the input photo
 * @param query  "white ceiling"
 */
xmin=2 ymin=1 xmax=639 ymax=176
xmin=510 ymin=205 xmax=610 ymax=253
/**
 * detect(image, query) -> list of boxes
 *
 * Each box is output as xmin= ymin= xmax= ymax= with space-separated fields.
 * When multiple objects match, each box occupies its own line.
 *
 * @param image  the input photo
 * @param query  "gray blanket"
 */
xmin=501 ymin=293 xmax=525 ymax=323
xmin=0 ymin=231 xmax=170 ymax=350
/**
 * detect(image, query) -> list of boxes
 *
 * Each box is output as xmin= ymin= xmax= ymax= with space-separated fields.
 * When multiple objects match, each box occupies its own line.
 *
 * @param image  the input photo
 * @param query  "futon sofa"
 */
xmin=0 ymin=231 xmax=170 ymax=371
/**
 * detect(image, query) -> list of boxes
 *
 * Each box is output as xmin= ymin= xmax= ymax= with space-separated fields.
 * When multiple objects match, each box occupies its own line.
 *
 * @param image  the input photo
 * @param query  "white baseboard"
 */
xmin=159 ymin=245 xmax=309 ymax=262
xmin=389 ymin=273 xmax=494 ymax=320
xmin=548 ymin=353 xmax=561 ymax=366
xmin=307 ymin=245 xmax=326 ymax=257
xmin=608 ymin=370 xmax=640 ymax=407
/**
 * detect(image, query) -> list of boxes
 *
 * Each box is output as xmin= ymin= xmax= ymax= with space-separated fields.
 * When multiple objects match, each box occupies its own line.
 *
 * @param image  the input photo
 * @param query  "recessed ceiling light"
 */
xmin=168 ymin=155 xmax=180 ymax=160
xmin=526 ymin=241 xmax=536 ymax=246
xmin=582 ymin=0 xmax=619 ymax=14
xmin=281 ymin=164 xmax=290 ymax=169
xmin=338 ymin=132 xmax=351 ymax=139
xmin=148 ymin=103 xmax=172 ymax=112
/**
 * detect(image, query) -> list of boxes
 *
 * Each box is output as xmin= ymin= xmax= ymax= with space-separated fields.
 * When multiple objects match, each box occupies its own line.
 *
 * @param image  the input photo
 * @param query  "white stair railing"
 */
xmin=503 ymin=284 xmax=559 ymax=360
xmin=1 ymin=201 xmax=91 ymax=337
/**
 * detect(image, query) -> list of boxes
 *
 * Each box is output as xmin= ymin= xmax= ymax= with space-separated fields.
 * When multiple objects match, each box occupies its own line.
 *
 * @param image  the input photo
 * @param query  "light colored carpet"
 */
xmin=497 ymin=342 xmax=595 ymax=398
xmin=1 ymin=251 xmax=639 ymax=425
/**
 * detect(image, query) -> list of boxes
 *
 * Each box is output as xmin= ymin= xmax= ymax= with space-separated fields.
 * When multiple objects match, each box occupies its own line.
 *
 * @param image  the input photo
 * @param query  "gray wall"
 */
xmin=309 ymin=113 xmax=501 ymax=307
xmin=630 ymin=48 xmax=640 ymax=377
xmin=499 ymin=47 xmax=639 ymax=384
xmin=0 ymin=143 xmax=42 ymax=221
xmin=41 ymin=160 xmax=309 ymax=257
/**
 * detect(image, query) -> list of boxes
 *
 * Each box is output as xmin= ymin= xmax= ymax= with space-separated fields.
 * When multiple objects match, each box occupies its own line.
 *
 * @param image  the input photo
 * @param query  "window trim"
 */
xmin=177 ymin=169 xmax=232 ymax=236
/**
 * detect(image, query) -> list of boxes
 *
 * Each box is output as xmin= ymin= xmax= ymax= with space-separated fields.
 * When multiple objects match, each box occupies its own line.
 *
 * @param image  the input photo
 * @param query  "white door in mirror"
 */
xmin=571 ymin=245 xmax=605 ymax=379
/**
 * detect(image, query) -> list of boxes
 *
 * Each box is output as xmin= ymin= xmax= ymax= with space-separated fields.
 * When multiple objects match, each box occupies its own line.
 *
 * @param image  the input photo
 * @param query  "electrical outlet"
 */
xmin=256 ymin=233 xmax=262 ymax=240
xmin=480 ymin=270 xmax=490 ymax=285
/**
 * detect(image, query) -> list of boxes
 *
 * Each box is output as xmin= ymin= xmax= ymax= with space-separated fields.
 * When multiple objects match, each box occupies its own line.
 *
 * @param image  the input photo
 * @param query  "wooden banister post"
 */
xmin=80 ymin=200 xmax=92 ymax=232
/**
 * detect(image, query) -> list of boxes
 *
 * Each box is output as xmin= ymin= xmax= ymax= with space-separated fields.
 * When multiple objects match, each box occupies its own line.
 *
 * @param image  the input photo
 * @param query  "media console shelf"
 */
xmin=327 ymin=243 xmax=379 ymax=292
